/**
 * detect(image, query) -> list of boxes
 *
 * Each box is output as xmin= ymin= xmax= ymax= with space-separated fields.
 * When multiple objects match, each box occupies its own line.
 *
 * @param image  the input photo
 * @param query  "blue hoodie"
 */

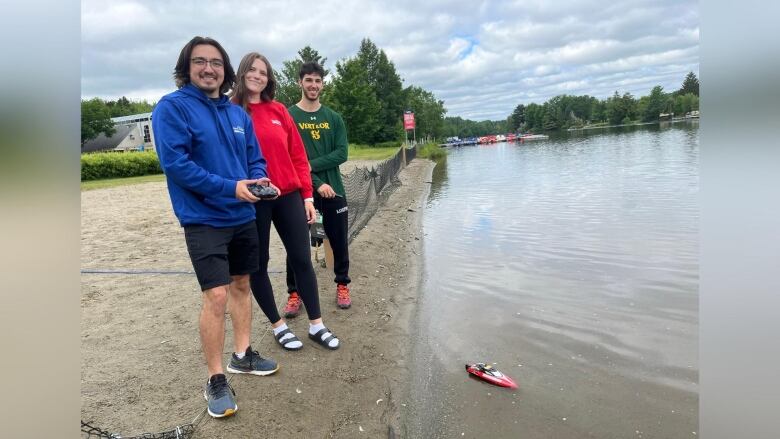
xmin=152 ymin=84 xmax=267 ymax=227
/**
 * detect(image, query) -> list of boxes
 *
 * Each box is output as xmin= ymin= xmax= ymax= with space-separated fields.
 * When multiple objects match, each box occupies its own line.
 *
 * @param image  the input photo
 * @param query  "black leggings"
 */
xmin=287 ymin=194 xmax=351 ymax=291
xmin=250 ymin=190 xmax=321 ymax=322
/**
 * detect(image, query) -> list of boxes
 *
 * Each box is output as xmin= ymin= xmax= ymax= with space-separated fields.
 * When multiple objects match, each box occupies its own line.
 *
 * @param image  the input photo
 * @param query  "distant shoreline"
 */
xmin=567 ymin=118 xmax=700 ymax=131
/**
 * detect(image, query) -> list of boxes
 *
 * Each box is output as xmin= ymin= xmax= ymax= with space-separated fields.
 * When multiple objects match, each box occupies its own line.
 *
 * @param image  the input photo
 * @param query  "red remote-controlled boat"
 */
xmin=465 ymin=363 xmax=518 ymax=389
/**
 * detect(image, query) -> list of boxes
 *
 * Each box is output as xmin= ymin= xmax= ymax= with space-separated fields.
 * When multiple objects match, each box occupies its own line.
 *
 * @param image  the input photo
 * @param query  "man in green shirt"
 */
xmin=284 ymin=61 xmax=352 ymax=312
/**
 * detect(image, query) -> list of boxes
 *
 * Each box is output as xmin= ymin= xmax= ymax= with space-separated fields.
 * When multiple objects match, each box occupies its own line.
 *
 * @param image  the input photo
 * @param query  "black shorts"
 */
xmin=183 ymin=220 xmax=259 ymax=291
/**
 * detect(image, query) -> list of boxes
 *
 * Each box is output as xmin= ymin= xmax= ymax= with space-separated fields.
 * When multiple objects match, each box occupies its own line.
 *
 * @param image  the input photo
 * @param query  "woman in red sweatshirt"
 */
xmin=231 ymin=52 xmax=340 ymax=351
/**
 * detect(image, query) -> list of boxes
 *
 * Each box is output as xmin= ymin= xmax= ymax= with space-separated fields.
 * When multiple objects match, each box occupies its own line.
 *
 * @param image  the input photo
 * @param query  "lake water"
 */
xmin=404 ymin=123 xmax=699 ymax=438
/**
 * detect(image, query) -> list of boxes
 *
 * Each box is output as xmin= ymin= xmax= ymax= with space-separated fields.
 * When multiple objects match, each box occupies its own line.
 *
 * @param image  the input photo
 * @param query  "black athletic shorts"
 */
xmin=183 ymin=220 xmax=259 ymax=291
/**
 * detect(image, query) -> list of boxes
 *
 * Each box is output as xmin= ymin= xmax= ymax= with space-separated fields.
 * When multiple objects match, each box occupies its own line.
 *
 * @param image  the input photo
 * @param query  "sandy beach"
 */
xmin=81 ymin=159 xmax=434 ymax=438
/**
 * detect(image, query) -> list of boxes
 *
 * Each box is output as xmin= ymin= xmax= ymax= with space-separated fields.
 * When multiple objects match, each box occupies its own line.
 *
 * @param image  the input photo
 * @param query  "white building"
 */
xmin=82 ymin=112 xmax=155 ymax=153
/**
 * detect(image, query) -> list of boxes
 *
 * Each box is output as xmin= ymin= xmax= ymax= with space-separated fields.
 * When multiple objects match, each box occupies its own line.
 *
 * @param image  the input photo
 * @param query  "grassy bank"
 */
xmin=81 ymin=174 xmax=166 ymax=191
xmin=348 ymin=143 xmax=400 ymax=160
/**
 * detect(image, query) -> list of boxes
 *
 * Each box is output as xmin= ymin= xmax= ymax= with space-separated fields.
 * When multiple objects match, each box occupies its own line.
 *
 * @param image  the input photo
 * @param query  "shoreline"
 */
xmin=81 ymin=159 xmax=435 ymax=437
xmin=568 ymin=117 xmax=700 ymax=131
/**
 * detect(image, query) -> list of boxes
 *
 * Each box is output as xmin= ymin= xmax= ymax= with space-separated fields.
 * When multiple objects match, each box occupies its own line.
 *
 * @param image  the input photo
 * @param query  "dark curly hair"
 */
xmin=298 ymin=61 xmax=326 ymax=80
xmin=173 ymin=36 xmax=236 ymax=95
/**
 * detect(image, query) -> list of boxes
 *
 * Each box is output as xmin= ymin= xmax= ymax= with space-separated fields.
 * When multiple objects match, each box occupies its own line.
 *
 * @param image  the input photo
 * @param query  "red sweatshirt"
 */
xmin=247 ymin=101 xmax=313 ymax=199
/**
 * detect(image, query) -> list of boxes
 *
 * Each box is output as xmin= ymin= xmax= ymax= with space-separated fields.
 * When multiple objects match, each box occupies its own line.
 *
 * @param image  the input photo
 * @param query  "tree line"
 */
xmin=440 ymin=117 xmax=509 ymax=139
xmin=506 ymin=72 xmax=699 ymax=133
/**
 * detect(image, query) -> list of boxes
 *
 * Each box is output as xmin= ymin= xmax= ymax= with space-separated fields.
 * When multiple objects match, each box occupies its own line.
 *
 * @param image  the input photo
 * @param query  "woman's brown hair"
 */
xmin=230 ymin=52 xmax=277 ymax=113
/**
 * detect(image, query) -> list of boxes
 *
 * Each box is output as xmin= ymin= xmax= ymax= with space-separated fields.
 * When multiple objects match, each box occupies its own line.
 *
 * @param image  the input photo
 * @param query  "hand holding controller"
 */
xmin=247 ymin=183 xmax=278 ymax=200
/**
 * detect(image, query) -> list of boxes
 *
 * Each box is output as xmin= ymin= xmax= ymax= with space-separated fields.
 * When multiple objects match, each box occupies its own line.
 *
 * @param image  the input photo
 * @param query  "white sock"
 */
xmin=309 ymin=322 xmax=325 ymax=334
xmin=274 ymin=322 xmax=302 ymax=349
xmin=235 ymin=350 xmax=245 ymax=359
xmin=309 ymin=322 xmax=339 ymax=348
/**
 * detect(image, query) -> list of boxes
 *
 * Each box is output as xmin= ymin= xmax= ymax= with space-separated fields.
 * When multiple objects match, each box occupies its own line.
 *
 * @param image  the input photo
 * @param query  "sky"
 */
xmin=81 ymin=0 xmax=699 ymax=121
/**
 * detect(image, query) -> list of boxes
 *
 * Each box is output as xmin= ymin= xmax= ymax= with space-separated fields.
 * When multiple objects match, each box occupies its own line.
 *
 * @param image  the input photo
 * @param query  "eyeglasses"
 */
xmin=191 ymin=57 xmax=224 ymax=69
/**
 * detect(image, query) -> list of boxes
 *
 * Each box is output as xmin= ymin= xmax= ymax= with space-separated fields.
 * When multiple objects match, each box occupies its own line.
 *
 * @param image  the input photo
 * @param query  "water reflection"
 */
xmin=428 ymin=155 xmax=448 ymax=201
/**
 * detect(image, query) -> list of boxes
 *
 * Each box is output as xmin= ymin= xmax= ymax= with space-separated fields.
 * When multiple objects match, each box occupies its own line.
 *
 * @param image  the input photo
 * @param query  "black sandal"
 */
xmin=275 ymin=328 xmax=302 ymax=351
xmin=308 ymin=327 xmax=340 ymax=350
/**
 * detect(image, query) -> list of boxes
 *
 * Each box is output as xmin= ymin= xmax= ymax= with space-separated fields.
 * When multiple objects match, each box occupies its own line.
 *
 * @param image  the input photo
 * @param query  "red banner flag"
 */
xmin=403 ymin=111 xmax=415 ymax=130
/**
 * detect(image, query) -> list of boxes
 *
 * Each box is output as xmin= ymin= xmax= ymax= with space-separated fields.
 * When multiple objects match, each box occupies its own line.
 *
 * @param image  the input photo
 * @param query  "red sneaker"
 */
xmin=283 ymin=292 xmax=302 ymax=318
xmin=336 ymin=284 xmax=352 ymax=309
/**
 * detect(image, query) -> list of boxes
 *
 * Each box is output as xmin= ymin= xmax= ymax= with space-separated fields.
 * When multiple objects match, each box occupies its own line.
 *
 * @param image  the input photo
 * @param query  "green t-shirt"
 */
xmin=287 ymin=104 xmax=349 ymax=197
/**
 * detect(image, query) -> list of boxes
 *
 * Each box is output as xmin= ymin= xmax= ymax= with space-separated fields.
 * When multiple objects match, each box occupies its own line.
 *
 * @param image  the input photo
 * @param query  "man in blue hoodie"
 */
xmin=152 ymin=36 xmax=279 ymax=419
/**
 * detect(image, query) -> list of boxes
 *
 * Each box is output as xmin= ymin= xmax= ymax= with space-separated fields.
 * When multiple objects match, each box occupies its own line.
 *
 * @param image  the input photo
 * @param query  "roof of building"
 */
xmin=81 ymin=125 xmax=133 ymax=153
xmin=111 ymin=112 xmax=152 ymax=124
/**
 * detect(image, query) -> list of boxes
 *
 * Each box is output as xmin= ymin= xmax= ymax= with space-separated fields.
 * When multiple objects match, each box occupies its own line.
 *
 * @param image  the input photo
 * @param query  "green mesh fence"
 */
xmin=343 ymin=145 xmax=418 ymax=241
xmin=81 ymin=420 xmax=196 ymax=439
xmin=404 ymin=144 xmax=417 ymax=162
xmin=372 ymin=147 xmax=403 ymax=196
xmin=82 ymin=144 xmax=418 ymax=438
xmin=342 ymin=165 xmax=379 ymax=242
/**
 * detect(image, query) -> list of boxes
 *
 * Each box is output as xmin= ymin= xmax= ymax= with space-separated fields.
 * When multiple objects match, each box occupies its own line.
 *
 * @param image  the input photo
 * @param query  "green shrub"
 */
xmin=81 ymin=150 xmax=162 ymax=181
xmin=417 ymin=142 xmax=447 ymax=160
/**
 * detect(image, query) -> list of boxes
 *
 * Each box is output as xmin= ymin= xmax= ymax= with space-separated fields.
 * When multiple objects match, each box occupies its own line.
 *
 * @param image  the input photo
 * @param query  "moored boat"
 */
xmin=519 ymin=133 xmax=549 ymax=141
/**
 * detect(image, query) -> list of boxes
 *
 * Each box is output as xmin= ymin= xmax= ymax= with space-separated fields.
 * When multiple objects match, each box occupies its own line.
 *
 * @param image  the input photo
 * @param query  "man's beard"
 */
xmin=304 ymin=89 xmax=320 ymax=101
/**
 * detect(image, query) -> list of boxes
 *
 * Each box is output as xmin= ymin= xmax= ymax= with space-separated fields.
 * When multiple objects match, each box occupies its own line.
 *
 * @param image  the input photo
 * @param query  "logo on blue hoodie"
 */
xmin=233 ymin=126 xmax=245 ymax=135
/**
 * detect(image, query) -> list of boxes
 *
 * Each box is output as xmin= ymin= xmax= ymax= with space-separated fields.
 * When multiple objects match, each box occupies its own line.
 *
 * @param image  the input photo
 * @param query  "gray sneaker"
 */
xmin=226 ymin=346 xmax=279 ymax=376
xmin=203 ymin=374 xmax=237 ymax=418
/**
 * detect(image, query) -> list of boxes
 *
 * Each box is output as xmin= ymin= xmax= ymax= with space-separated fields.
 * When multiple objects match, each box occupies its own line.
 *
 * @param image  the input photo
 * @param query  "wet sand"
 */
xmin=81 ymin=159 xmax=434 ymax=438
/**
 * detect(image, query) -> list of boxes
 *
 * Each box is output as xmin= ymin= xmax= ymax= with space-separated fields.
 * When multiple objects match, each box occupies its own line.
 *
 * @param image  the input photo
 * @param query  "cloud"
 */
xmin=81 ymin=1 xmax=157 ymax=42
xmin=81 ymin=0 xmax=698 ymax=121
